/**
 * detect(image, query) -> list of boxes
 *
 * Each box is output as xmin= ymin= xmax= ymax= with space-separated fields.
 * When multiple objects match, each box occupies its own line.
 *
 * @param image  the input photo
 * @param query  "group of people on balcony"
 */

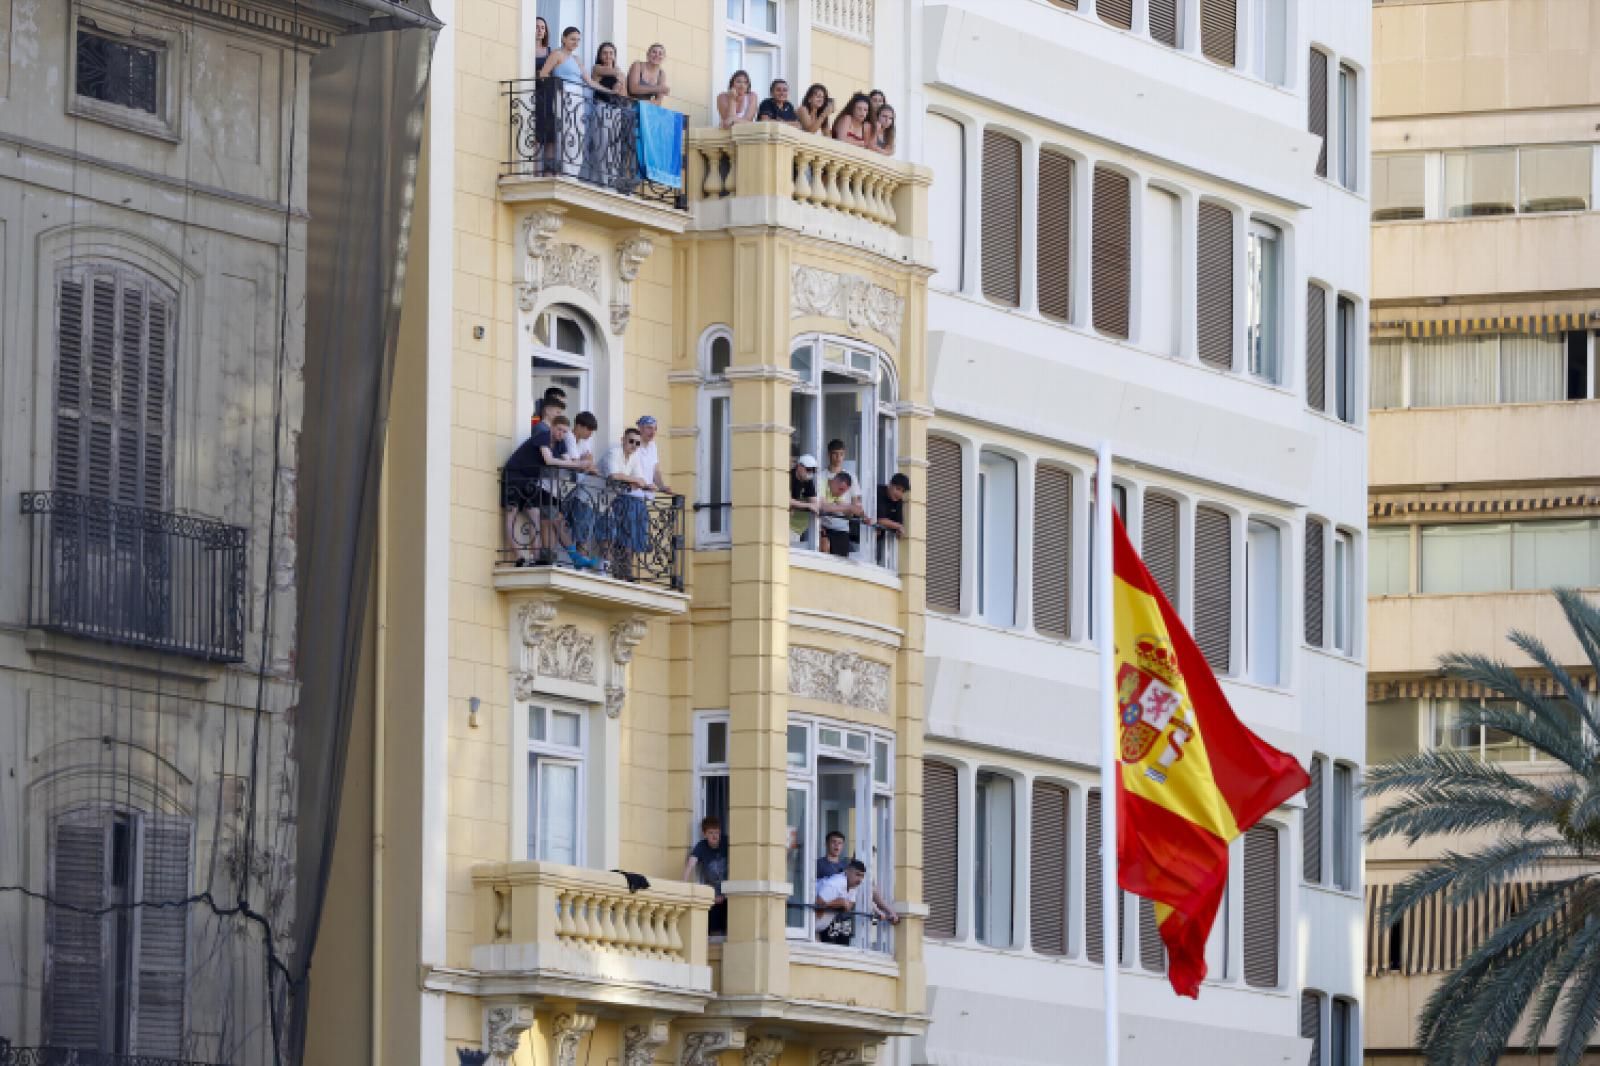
xmin=502 ymin=390 xmax=671 ymax=580
xmin=790 ymin=441 xmax=910 ymax=562
xmin=534 ymin=19 xmax=671 ymax=102
xmin=718 ymin=76 xmax=898 ymax=157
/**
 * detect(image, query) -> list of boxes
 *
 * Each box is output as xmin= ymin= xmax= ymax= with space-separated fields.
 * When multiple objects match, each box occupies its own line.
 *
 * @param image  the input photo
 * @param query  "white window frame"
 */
xmin=926 ymin=111 xmax=968 ymax=292
xmin=1331 ymin=761 xmax=1355 ymax=892
xmin=1337 ymin=62 xmax=1359 ymax=192
xmin=1333 ymin=528 xmax=1355 ymax=656
xmin=1246 ymin=218 xmax=1284 ymax=385
xmin=698 ymin=327 xmax=734 ymax=547
xmin=1244 ymin=517 xmax=1284 ymax=687
xmin=520 ymin=304 xmax=600 ymax=440
xmin=974 ymin=769 xmax=1017 ymax=949
xmin=525 ymin=700 xmax=589 ymax=866
xmin=693 ymin=710 xmax=732 ymax=841
xmin=725 ymin=0 xmax=785 ymax=100
xmin=1248 ymin=0 xmax=1289 ymax=86
xmin=1334 ymin=295 xmax=1357 ymax=424
xmin=977 ymin=449 xmax=1020 ymax=627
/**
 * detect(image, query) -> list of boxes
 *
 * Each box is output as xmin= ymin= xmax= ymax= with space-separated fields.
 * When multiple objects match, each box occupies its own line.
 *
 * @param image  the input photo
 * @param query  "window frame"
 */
xmin=1337 ymin=62 xmax=1359 ymax=192
xmin=697 ymin=327 xmax=734 ymax=547
xmin=1332 ymin=527 xmax=1356 ymax=657
xmin=725 ymin=0 xmax=785 ymax=101
xmin=974 ymin=768 xmax=1018 ymax=949
xmin=67 ymin=3 xmax=183 ymax=141
xmin=1245 ymin=218 xmax=1284 ymax=385
xmin=976 ymin=448 xmax=1021 ymax=628
xmin=694 ymin=710 xmax=732 ymax=843
xmin=1244 ymin=516 xmax=1285 ymax=687
xmin=525 ymin=699 xmax=590 ymax=866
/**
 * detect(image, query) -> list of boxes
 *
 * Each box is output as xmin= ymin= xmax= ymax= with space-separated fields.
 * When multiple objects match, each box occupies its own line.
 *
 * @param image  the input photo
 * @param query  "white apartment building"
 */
xmin=900 ymin=2 xmax=1370 ymax=1063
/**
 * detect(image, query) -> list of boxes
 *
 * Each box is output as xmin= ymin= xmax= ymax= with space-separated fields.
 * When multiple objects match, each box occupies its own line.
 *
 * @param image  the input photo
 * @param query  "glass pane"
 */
xmin=818 ymin=726 xmax=843 ymax=749
xmin=1443 ymin=150 xmax=1516 ymax=218
xmin=1369 ymin=338 xmax=1403 ymax=409
xmin=822 ymin=388 xmax=865 ymax=482
xmin=787 ymin=723 xmax=810 ymax=768
xmin=528 ymin=705 xmax=547 ymax=742
xmin=1247 ymin=225 xmax=1281 ymax=382
xmin=1499 ymin=333 xmax=1565 ymax=403
xmin=1512 ymin=519 xmax=1600 ymax=590
xmin=762 ymin=0 xmax=779 ymax=34
xmin=786 ymin=786 xmax=809 ymax=931
xmin=1373 ymin=155 xmax=1425 ymax=221
xmin=555 ymin=315 xmax=585 ymax=355
xmin=873 ymin=739 xmax=889 ymax=785
xmin=1334 ymin=533 xmax=1352 ymax=653
xmin=978 ymin=452 xmax=1018 ymax=626
xmin=824 ymin=342 xmax=848 ymax=367
xmin=1246 ymin=520 xmax=1281 ymax=685
xmin=926 ymin=114 xmax=966 ymax=291
xmin=706 ymin=719 xmax=728 ymax=765
xmin=1338 ymin=66 xmax=1357 ymax=190
xmin=727 ymin=0 xmax=741 ymax=22
xmin=791 ymin=342 xmax=814 ymax=377
xmin=710 ymin=336 xmax=732 ymax=377
xmin=851 ymin=351 xmax=873 ymax=374
xmin=1368 ymin=699 xmax=1420 ymax=763
xmin=551 ymin=710 xmax=581 ymax=747
xmin=701 ymin=773 xmax=730 ymax=832
xmin=1260 ymin=0 xmax=1286 ymax=84
xmin=819 ymin=763 xmax=859 ymax=861
xmin=846 ymin=732 xmax=868 ymax=754
xmin=1368 ymin=527 xmax=1409 ymax=596
xmin=872 ymin=794 xmax=893 ymax=954
xmin=1409 ymin=335 xmax=1497 ymax=408
xmin=1420 ymin=523 xmax=1512 ymax=593
xmin=1433 ymin=702 xmax=1482 ymax=752
xmin=1520 ymin=146 xmax=1591 ymax=213
xmin=1332 ymin=765 xmax=1352 ymax=889
xmin=744 ymin=46 xmax=775 ymax=100
xmin=537 ymin=761 xmax=580 ymax=864
xmin=725 ymin=36 xmax=741 ymax=81
xmin=710 ymin=395 xmax=730 ymax=533
xmin=974 ymin=773 xmax=1014 ymax=947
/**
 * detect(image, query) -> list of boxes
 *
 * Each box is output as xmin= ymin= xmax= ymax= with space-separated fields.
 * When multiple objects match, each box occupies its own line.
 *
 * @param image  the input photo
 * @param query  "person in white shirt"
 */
xmin=599 ymin=427 xmax=652 ymax=579
xmin=635 ymin=414 xmax=672 ymax=496
xmin=814 ymin=859 xmax=875 ymax=945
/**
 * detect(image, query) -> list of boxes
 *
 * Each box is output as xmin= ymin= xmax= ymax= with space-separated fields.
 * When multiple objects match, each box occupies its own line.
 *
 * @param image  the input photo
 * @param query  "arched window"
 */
xmin=698 ymin=328 xmax=733 ymax=546
xmin=787 ymin=335 xmax=898 ymax=568
xmin=526 ymin=304 xmax=600 ymax=434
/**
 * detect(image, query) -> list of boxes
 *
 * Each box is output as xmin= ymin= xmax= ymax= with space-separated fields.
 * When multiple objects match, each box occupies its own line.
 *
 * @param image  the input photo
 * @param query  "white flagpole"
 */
xmin=1095 ymin=440 xmax=1119 ymax=1066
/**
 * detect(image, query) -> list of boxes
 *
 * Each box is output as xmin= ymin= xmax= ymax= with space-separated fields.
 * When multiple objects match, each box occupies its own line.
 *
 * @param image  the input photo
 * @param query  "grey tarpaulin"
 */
xmin=288 ymin=7 xmax=437 ymax=1060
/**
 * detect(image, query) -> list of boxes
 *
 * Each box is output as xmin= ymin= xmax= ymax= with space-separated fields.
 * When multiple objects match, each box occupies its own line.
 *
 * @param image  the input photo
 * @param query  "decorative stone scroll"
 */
xmin=791 ymin=265 xmax=904 ymax=345
xmin=605 ymin=615 xmax=651 ymax=719
xmin=512 ymin=598 xmax=597 ymax=698
xmin=681 ymin=1029 xmax=746 ymax=1066
xmin=624 ymin=1018 xmax=673 ymax=1066
xmin=789 ymin=646 xmax=891 ymax=714
xmin=485 ymin=1004 xmax=535 ymax=1066
xmin=742 ymin=1037 xmax=785 ymax=1066
xmin=611 ymin=234 xmax=655 ymax=334
xmin=816 ymin=1043 xmax=880 ymax=1066
xmin=552 ymin=1012 xmax=599 ymax=1066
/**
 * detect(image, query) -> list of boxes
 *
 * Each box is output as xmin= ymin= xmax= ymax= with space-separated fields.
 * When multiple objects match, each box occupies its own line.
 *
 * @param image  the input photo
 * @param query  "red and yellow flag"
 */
xmin=1110 ymin=512 xmax=1308 ymax=998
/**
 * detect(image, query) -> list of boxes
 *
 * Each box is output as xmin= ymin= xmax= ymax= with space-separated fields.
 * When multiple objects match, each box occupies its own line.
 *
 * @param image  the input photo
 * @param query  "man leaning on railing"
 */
xmin=814 ymin=859 xmax=898 ymax=945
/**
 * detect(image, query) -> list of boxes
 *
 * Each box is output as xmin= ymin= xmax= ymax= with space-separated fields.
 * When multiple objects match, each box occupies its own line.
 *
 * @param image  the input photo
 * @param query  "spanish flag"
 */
xmin=1111 ymin=512 xmax=1308 ymax=998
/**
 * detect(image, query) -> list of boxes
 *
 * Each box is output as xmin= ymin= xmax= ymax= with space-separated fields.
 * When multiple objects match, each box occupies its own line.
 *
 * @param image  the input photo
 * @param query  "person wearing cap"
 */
xmin=635 ymin=415 xmax=671 ymax=496
xmin=790 ymin=454 xmax=820 ymax=547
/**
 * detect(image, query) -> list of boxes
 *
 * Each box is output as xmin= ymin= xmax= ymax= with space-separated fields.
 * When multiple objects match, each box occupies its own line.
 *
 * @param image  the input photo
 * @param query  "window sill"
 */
xmin=1300 ymin=643 xmax=1362 ymax=667
xmin=787 ymin=939 xmax=901 ymax=977
xmin=1302 ymin=881 xmax=1363 ymax=903
xmin=68 ymin=95 xmax=181 ymax=143
xmin=790 ymin=548 xmax=903 ymax=590
xmin=1313 ymin=173 xmax=1365 ymax=201
xmin=1305 ymin=406 xmax=1365 ymax=433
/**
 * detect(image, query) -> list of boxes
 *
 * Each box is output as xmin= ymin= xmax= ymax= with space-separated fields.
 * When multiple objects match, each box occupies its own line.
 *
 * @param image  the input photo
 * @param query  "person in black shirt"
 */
xmin=757 ymin=79 xmax=799 ymax=126
xmin=874 ymin=473 xmax=909 ymax=566
xmin=683 ymin=816 xmax=730 ymax=935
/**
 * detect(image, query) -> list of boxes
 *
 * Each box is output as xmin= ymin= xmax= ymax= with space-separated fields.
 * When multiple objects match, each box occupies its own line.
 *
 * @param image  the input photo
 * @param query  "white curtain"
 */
xmin=1498 ymin=333 xmax=1565 ymax=403
xmin=1420 ymin=523 xmax=1512 ymax=593
xmin=1409 ymin=335 xmax=1497 ymax=408
xmin=1512 ymin=519 xmax=1600 ymax=590
xmin=536 ymin=759 xmax=580 ymax=864
xmin=1370 ymin=339 xmax=1403 ymax=409
xmin=1368 ymin=527 xmax=1409 ymax=596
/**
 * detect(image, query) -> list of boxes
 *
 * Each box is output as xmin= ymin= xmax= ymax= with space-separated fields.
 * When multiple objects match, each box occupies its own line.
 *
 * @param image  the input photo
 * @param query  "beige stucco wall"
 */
xmin=1368 ymin=401 xmax=1600 ymax=488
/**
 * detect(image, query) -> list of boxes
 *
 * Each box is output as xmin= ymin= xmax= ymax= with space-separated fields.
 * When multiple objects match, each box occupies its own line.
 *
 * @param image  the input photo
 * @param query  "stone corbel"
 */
xmin=484 ymin=1003 xmax=536 ymax=1066
xmin=605 ymin=614 xmax=651 ymax=719
xmin=517 ymin=207 xmax=568 ymax=312
xmin=512 ymin=596 xmax=561 ymax=700
xmin=680 ymin=1026 xmax=747 ymax=1066
xmin=552 ymin=1011 xmax=599 ymax=1066
xmin=623 ymin=1016 xmax=674 ymax=1066
xmin=742 ymin=1036 xmax=786 ymax=1066
xmin=815 ymin=1041 xmax=882 ymax=1066
xmin=611 ymin=232 xmax=656 ymax=334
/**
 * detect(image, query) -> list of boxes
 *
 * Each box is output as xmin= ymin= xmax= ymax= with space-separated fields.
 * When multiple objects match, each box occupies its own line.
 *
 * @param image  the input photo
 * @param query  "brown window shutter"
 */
xmin=1030 ymin=782 xmax=1069 ymax=956
xmin=45 ymin=813 xmax=109 ymax=1050
xmin=924 ymin=761 xmax=960 ymax=938
xmin=1301 ymin=992 xmax=1323 ymax=1066
xmin=1085 ymin=788 xmax=1125 ymax=964
xmin=1303 ymin=756 xmax=1324 ymax=883
xmin=1092 ymin=167 xmax=1131 ymax=340
xmin=1304 ymin=519 xmax=1326 ymax=647
xmin=1099 ymin=0 xmax=1132 ymax=30
xmin=1201 ymin=0 xmax=1237 ymax=66
xmin=1242 ymin=824 xmax=1280 ymax=988
xmin=1150 ymin=0 xmax=1180 ymax=46
xmin=982 ymin=130 xmax=1022 ymax=307
xmin=1309 ymin=50 xmax=1329 ymax=179
xmin=1193 ymin=505 xmax=1233 ymax=673
xmin=1141 ymin=492 xmax=1180 ymax=606
xmin=1196 ymin=201 xmax=1234 ymax=370
xmin=1138 ymin=895 xmax=1166 ymax=972
xmin=1037 ymin=151 xmax=1074 ymax=323
xmin=1046 ymin=0 xmax=1079 ymax=7
xmin=1306 ymin=284 xmax=1327 ymax=412
xmin=1032 ymin=466 xmax=1074 ymax=638
xmin=927 ymin=437 xmax=964 ymax=613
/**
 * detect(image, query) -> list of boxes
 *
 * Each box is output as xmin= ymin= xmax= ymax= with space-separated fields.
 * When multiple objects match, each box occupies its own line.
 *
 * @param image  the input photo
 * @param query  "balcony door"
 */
xmin=525 ymin=304 xmax=597 ymax=435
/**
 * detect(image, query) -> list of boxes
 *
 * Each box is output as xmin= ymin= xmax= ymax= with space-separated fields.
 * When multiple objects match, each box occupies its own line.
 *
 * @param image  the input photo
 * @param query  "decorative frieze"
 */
xmin=512 ymin=598 xmax=597 ymax=698
xmin=518 ymin=208 xmax=601 ymax=309
xmin=791 ymin=265 xmax=904 ymax=345
xmin=789 ymin=646 xmax=891 ymax=714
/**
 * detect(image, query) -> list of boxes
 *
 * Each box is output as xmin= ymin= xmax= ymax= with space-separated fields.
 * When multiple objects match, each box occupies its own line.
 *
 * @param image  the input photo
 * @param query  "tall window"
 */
xmin=54 ymin=265 xmax=174 ymax=508
xmin=1142 ymin=492 xmax=1181 ymax=606
xmin=1091 ymin=167 xmax=1132 ymax=339
xmin=789 ymin=336 xmax=897 ymax=564
xmin=1194 ymin=506 xmax=1234 ymax=673
xmin=923 ymin=761 xmax=960 ymax=938
xmin=1030 ymin=782 xmax=1071 ymax=955
xmin=698 ymin=331 xmax=733 ymax=545
xmin=1038 ymin=151 xmax=1076 ymax=323
xmin=1196 ymin=202 xmax=1234 ymax=371
xmin=527 ymin=304 xmax=596 ymax=432
xmin=1143 ymin=186 xmax=1181 ymax=357
xmin=974 ymin=771 xmax=1015 ymax=948
xmin=981 ymin=130 xmax=1023 ymax=307
xmin=1245 ymin=519 xmax=1281 ymax=686
xmin=695 ymin=712 xmax=731 ymax=836
xmin=926 ymin=114 xmax=966 ymax=290
xmin=1337 ymin=64 xmax=1358 ymax=191
xmin=1331 ymin=998 xmax=1356 ymax=1066
xmin=1241 ymin=823 xmax=1281 ymax=988
xmin=1368 ymin=526 xmax=1409 ymax=596
xmin=1520 ymin=145 xmax=1592 ymax=213
xmin=1333 ymin=529 xmax=1354 ymax=655
xmin=1371 ymin=155 xmax=1425 ymax=220
xmin=726 ymin=0 xmax=783 ymax=96
xmin=1334 ymin=296 xmax=1355 ymax=422
xmin=1308 ymin=49 xmax=1329 ymax=179
xmin=526 ymin=702 xmax=586 ymax=864
xmin=1249 ymin=0 xmax=1287 ymax=85
xmin=1247 ymin=221 xmax=1283 ymax=383
xmin=47 ymin=810 xmax=192 ymax=1056
xmin=977 ymin=450 xmax=1018 ymax=626
xmin=1332 ymin=762 xmax=1354 ymax=891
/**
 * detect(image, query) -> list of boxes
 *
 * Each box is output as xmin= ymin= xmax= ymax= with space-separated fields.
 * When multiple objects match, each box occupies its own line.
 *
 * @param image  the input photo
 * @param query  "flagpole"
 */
xmin=1095 ymin=439 xmax=1119 ymax=1066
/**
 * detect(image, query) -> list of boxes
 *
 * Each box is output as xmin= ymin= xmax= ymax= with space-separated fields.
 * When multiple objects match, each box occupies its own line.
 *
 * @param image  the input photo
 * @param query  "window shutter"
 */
xmin=1200 ymin=0 xmax=1237 ymax=66
xmin=1032 ymin=466 xmax=1073 ymax=639
xmin=1301 ymin=992 xmax=1323 ymax=1066
xmin=46 ymin=813 xmax=109 ymax=1051
xmin=133 ymin=815 xmax=191 ymax=1056
xmin=1303 ymin=756 xmax=1324 ymax=883
xmin=1029 ymin=782 xmax=1069 ymax=956
xmin=1091 ymin=167 xmax=1131 ymax=339
xmin=981 ymin=130 xmax=1022 ymax=307
xmin=87 ymin=275 xmax=117 ymax=501
xmin=1046 ymin=0 xmax=1078 ymax=7
xmin=1196 ymin=201 xmax=1234 ymax=370
xmin=1193 ymin=506 xmax=1233 ymax=673
xmin=924 ymin=761 xmax=960 ymax=939
xmin=1142 ymin=493 xmax=1180 ymax=606
xmin=1098 ymin=0 xmax=1132 ymax=30
xmin=1037 ymin=152 xmax=1074 ymax=323
xmin=927 ymin=437 xmax=964 ymax=613
xmin=1306 ymin=284 xmax=1327 ymax=412
xmin=144 ymin=298 xmax=171 ymax=511
xmin=1084 ymin=789 xmax=1124 ymax=964
xmin=1242 ymin=824 xmax=1280 ymax=988
xmin=1150 ymin=0 xmax=1180 ymax=46
xmin=55 ymin=276 xmax=87 ymax=494
xmin=1309 ymin=50 xmax=1329 ymax=179
xmin=1138 ymin=896 xmax=1165 ymax=972
xmin=1304 ymin=519 xmax=1326 ymax=647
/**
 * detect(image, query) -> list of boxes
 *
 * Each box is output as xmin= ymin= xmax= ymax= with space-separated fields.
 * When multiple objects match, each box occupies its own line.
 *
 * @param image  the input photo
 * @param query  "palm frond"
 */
xmin=1523 ymin=883 xmax=1600 ymax=1052
xmin=1503 ymin=624 xmax=1600 ymax=745
xmin=1556 ymin=939 xmax=1600 ymax=1066
xmin=1439 ymin=655 xmax=1593 ymax=770
xmin=1365 ymin=786 xmax=1565 ymax=845
xmin=1363 ymin=748 xmax=1552 ymax=800
xmin=1378 ymin=839 xmax=1562 ymax=931
xmin=1553 ymin=588 xmax=1600 ymax=702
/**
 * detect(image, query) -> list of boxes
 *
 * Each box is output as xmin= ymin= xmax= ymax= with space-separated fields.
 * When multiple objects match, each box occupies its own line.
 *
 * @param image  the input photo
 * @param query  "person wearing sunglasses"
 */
xmin=600 ymin=428 xmax=653 ymax=579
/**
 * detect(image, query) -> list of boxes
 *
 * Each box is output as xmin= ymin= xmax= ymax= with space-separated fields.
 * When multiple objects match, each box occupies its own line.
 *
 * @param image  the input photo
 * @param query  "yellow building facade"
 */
xmin=304 ymin=2 xmax=933 ymax=1064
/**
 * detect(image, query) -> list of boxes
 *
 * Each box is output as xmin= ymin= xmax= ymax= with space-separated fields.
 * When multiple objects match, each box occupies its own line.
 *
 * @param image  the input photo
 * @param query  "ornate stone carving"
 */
xmin=552 ymin=1012 xmax=599 ymax=1066
xmin=742 ymin=1036 xmax=785 ymax=1066
xmin=789 ymin=646 xmax=891 ymax=714
xmin=611 ymin=233 xmax=656 ymax=334
xmin=791 ymin=265 xmax=904 ymax=345
xmin=485 ymin=1004 xmax=535 ymax=1065
xmin=816 ymin=1045 xmax=879 ymax=1066
xmin=681 ymin=1029 xmax=745 ymax=1066
xmin=517 ymin=208 xmax=567 ymax=311
xmin=605 ymin=615 xmax=651 ymax=719
xmin=624 ymin=1018 xmax=672 ymax=1066
xmin=538 ymin=625 xmax=597 ymax=683
xmin=546 ymin=243 xmax=601 ymax=299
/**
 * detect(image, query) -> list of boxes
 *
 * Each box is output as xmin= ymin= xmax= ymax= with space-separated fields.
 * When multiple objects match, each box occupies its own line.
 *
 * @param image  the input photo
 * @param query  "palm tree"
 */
xmin=1365 ymin=587 xmax=1600 ymax=1066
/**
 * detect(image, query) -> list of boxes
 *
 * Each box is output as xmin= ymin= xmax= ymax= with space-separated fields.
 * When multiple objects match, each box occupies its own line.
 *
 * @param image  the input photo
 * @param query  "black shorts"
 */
xmin=824 ymin=529 xmax=851 ymax=557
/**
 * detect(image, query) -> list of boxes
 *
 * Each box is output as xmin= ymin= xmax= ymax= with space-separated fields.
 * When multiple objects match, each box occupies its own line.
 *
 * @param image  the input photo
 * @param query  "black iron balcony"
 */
xmin=503 ymin=77 xmax=688 ymax=209
xmin=501 ymin=469 xmax=684 ymax=592
xmin=19 ymin=491 xmax=248 ymax=663
xmin=0 ymin=1048 xmax=225 ymax=1066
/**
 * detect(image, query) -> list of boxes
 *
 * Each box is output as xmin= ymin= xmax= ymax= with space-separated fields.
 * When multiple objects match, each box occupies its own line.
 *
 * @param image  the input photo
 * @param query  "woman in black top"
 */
xmin=591 ymin=42 xmax=624 ymax=93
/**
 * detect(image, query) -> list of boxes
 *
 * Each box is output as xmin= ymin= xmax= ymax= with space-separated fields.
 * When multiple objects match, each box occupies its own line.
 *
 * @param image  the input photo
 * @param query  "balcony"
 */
xmin=470 ymin=862 xmax=714 ymax=1011
xmin=686 ymin=123 xmax=931 ymax=265
xmin=19 ymin=491 xmax=248 ymax=662
xmin=1369 ymin=589 xmax=1594 ymax=675
xmin=0 ymin=1049 xmax=224 ymax=1066
xmin=500 ymin=78 xmax=689 ymax=233
xmin=1373 ymin=211 xmax=1600 ymax=304
xmin=1369 ymin=401 xmax=1600 ymax=489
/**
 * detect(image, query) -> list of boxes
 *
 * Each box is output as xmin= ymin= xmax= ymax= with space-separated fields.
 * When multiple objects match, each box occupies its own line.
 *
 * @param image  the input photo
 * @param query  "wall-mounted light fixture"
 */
xmin=469 ymin=696 xmax=481 ymax=729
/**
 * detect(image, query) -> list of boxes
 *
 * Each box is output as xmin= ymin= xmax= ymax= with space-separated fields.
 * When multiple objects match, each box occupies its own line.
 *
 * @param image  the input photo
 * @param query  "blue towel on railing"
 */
xmin=636 ymin=102 xmax=684 ymax=189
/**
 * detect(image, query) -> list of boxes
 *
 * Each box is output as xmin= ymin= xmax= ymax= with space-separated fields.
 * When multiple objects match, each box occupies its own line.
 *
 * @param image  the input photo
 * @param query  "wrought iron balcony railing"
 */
xmin=503 ymin=77 xmax=688 ymax=209
xmin=19 ymin=491 xmax=249 ymax=663
xmin=0 ymin=1048 xmax=225 ymax=1066
xmin=501 ymin=469 xmax=685 ymax=592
